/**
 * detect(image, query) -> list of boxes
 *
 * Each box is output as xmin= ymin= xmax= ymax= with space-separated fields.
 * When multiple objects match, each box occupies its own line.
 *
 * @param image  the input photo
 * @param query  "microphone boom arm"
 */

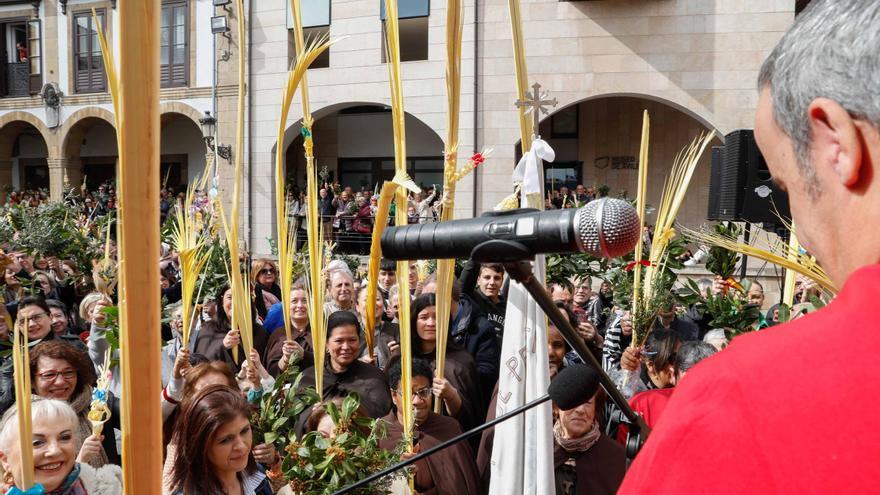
xmin=469 ymin=241 xmax=650 ymax=450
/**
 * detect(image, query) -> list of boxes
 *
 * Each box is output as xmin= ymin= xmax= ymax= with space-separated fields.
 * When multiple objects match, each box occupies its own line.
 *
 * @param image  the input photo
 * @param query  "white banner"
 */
xmin=489 ymin=139 xmax=555 ymax=495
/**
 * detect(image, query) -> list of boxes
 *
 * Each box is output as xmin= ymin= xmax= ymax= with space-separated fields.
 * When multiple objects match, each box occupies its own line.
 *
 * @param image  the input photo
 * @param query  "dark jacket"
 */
xmin=450 ymin=295 xmax=500 ymax=403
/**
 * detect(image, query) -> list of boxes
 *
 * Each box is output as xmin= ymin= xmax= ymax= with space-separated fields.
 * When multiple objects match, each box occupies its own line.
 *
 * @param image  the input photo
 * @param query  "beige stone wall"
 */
xmin=473 ymin=0 xmax=793 ymax=214
xmin=573 ymin=96 xmax=723 ymax=230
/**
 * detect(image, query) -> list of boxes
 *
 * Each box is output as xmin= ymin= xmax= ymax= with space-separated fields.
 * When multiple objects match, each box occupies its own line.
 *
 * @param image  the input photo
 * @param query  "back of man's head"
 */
xmin=759 ymin=0 xmax=880 ymax=178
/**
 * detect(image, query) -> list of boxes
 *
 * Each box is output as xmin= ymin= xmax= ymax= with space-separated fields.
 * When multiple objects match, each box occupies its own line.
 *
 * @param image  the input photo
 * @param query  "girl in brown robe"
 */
xmin=386 ymin=293 xmax=484 ymax=432
xmin=380 ymin=358 xmax=481 ymax=495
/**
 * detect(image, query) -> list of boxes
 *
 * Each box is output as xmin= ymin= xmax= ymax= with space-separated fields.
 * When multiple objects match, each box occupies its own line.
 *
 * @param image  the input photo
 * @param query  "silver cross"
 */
xmin=515 ymin=82 xmax=558 ymax=139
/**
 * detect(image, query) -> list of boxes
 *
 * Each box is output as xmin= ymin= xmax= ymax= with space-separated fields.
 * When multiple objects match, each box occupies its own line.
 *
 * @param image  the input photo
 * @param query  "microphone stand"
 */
xmin=332 ymin=395 xmax=551 ymax=495
xmin=469 ymin=240 xmax=650 ymax=462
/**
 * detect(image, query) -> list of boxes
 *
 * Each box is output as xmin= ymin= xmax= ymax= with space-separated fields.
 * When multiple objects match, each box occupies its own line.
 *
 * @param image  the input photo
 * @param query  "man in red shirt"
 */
xmin=620 ymin=1 xmax=880 ymax=493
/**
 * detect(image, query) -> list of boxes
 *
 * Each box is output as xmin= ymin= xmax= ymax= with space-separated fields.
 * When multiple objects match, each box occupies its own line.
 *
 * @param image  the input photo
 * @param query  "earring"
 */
xmin=3 ymin=469 xmax=14 ymax=486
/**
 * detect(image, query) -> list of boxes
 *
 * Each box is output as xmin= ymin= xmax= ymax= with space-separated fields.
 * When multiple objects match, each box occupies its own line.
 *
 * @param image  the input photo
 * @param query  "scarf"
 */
xmin=553 ymin=419 xmax=601 ymax=453
xmin=45 ymin=463 xmax=87 ymax=495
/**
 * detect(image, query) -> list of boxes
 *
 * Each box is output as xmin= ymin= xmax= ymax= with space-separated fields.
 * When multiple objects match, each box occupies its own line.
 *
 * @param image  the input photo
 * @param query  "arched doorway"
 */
xmin=518 ymin=94 xmax=723 ymax=229
xmin=160 ymin=111 xmax=207 ymax=193
xmin=61 ymin=111 xmax=118 ymax=191
xmin=281 ymin=103 xmax=445 ymax=194
xmin=0 ymin=116 xmax=50 ymax=201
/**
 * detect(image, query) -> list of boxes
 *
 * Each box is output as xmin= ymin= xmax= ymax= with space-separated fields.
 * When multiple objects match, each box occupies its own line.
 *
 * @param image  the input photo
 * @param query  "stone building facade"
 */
xmin=0 ymin=0 xmax=804 ymax=303
xmin=0 ymin=0 xmax=242 ymax=202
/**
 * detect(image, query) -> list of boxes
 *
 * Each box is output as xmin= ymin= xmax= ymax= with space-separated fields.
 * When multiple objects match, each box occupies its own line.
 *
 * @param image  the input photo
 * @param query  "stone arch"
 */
xmin=59 ymin=107 xmax=117 ymax=159
xmin=159 ymin=101 xmax=204 ymax=129
xmin=160 ymin=103 xmax=209 ymax=189
xmin=517 ymin=92 xmax=724 ymax=230
xmin=0 ymin=111 xmax=51 ymax=160
xmin=273 ymin=102 xmax=445 ymax=191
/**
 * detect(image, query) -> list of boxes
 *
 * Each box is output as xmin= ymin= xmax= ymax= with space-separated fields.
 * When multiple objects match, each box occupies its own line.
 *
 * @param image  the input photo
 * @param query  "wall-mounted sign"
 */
xmin=594 ymin=156 xmax=637 ymax=170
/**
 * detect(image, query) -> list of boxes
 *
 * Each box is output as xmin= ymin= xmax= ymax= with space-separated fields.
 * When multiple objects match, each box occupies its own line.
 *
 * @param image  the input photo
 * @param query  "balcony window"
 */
xmin=161 ymin=0 xmax=188 ymax=87
xmin=287 ymin=0 xmax=331 ymax=69
xmin=380 ymin=0 xmax=429 ymax=62
xmin=73 ymin=10 xmax=106 ymax=94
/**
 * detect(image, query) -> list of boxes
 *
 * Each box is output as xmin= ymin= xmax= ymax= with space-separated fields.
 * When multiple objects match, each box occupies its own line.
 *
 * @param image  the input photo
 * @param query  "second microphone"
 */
xmin=379 ymin=197 xmax=640 ymax=261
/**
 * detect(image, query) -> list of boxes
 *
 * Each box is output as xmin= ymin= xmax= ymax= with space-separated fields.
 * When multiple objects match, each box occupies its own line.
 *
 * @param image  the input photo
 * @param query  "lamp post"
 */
xmin=199 ymin=110 xmax=232 ymax=160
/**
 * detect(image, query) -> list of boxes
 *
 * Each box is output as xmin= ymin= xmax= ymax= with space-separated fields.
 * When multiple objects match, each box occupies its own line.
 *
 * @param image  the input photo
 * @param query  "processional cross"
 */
xmin=515 ymin=82 xmax=558 ymax=139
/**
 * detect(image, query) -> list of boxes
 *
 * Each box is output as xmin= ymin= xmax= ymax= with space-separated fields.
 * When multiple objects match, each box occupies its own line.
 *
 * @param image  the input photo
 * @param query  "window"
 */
xmin=161 ymin=0 xmax=188 ymax=87
xmin=338 ymin=157 xmax=443 ymax=191
xmin=27 ymin=19 xmax=41 ymax=94
xmin=380 ymin=0 xmax=429 ymax=62
xmin=545 ymin=161 xmax=583 ymax=194
xmin=73 ymin=10 xmax=105 ymax=94
xmin=287 ymin=0 xmax=331 ymax=69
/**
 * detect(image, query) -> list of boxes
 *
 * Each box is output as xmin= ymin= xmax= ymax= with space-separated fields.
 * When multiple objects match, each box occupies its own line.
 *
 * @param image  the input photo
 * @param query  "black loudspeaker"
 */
xmin=706 ymin=130 xmax=790 ymax=225
xmin=733 ymin=130 xmax=790 ymax=224
xmin=707 ymin=146 xmax=732 ymax=221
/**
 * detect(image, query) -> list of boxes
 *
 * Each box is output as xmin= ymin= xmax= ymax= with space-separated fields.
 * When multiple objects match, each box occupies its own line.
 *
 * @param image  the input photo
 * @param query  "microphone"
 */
xmin=380 ymin=197 xmax=640 ymax=261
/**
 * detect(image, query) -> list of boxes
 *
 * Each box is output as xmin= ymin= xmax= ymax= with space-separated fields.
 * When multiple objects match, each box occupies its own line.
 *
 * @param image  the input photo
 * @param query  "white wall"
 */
xmin=56 ymin=1 xmax=69 ymax=95
xmin=80 ymin=121 xmax=117 ymax=157
xmin=195 ymin=0 xmax=214 ymax=87
xmin=337 ymin=113 xmax=443 ymax=158
xmin=160 ymin=116 xmax=207 ymax=183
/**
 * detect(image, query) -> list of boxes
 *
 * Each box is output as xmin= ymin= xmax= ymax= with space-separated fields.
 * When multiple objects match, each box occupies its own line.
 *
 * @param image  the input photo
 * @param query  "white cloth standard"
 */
xmin=513 ymin=138 xmax=555 ymax=195
xmin=489 ymin=138 xmax=555 ymax=495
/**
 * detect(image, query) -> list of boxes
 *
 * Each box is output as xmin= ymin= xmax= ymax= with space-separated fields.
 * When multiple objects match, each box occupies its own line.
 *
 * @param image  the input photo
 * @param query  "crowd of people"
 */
xmin=0 ymin=222 xmax=814 ymax=495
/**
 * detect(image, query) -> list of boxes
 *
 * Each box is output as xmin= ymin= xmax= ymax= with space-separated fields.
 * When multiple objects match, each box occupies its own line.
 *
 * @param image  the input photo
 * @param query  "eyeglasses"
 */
xmin=260 ymin=268 xmax=276 ymax=275
xmin=37 ymin=369 xmax=77 ymax=382
xmin=16 ymin=312 xmax=47 ymax=326
xmin=396 ymin=387 xmax=432 ymax=401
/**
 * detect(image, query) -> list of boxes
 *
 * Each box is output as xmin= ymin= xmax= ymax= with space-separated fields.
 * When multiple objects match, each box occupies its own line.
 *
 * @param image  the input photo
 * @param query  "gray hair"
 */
xmin=675 ymin=341 xmax=718 ymax=374
xmin=758 ymin=0 xmax=880 ymax=188
xmin=0 ymin=399 xmax=79 ymax=452
xmin=703 ymin=329 xmax=728 ymax=348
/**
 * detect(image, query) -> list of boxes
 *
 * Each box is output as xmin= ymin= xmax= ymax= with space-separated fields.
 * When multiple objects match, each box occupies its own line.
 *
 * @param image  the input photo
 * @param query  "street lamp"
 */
xmin=199 ymin=111 xmax=232 ymax=161
xmin=211 ymin=15 xmax=230 ymax=37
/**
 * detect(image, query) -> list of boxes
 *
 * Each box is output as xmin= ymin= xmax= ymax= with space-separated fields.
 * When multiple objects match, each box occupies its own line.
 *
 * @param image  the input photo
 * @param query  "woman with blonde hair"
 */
xmin=0 ymin=399 xmax=123 ymax=493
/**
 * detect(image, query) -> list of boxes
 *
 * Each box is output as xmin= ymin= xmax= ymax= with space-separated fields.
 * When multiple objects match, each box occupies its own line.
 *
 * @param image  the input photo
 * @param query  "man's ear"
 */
xmin=807 ymin=98 xmax=863 ymax=187
xmin=0 ymin=450 xmax=9 ymax=474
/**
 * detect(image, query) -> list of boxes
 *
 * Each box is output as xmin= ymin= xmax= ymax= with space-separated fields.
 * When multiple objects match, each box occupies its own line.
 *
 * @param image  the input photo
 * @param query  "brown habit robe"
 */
xmin=553 ymin=433 xmax=626 ymax=495
xmin=380 ymin=411 xmax=482 ymax=495
xmin=386 ymin=347 xmax=484 ymax=432
xmin=300 ymin=360 xmax=393 ymax=419
xmin=264 ymin=324 xmax=314 ymax=377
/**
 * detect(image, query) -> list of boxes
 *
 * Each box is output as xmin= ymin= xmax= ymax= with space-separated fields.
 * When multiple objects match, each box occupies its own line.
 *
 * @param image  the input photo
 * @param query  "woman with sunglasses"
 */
xmin=251 ymin=260 xmax=282 ymax=321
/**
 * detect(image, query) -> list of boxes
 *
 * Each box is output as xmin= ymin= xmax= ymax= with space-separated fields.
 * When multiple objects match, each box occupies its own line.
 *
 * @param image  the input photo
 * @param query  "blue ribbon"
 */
xmin=92 ymin=389 xmax=107 ymax=402
xmin=6 ymin=483 xmax=45 ymax=495
xmin=300 ymin=127 xmax=311 ymax=139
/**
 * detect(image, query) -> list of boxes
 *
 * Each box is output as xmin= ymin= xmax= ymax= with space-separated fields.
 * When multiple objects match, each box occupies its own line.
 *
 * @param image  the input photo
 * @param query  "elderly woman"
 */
xmin=552 ymin=364 xmax=625 ymax=495
xmin=0 ymin=399 xmax=122 ymax=493
xmin=29 ymin=340 xmax=120 ymax=467
xmin=251 ymin=259 xmax=282 ymax=320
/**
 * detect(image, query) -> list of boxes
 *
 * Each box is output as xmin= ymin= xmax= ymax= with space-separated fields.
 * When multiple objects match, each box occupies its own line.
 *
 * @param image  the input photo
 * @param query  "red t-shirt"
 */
xmin=620 ymin=265 xmax=880 ymax=494
xmin=616 ymin=387 xmax=675 ymax=444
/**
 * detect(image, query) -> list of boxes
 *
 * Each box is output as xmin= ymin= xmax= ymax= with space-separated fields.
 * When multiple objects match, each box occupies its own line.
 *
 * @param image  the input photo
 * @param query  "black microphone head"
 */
xmin=574 ymin=197 xmax=640 ymax=258
xmin=548 ymin=363 xmax=601 ymax=411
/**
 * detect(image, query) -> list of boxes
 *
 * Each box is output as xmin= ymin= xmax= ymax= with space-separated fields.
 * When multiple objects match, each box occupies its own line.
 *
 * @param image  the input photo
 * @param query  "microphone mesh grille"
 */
xmin=575 ymin=198 xmax=641 ymax=257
